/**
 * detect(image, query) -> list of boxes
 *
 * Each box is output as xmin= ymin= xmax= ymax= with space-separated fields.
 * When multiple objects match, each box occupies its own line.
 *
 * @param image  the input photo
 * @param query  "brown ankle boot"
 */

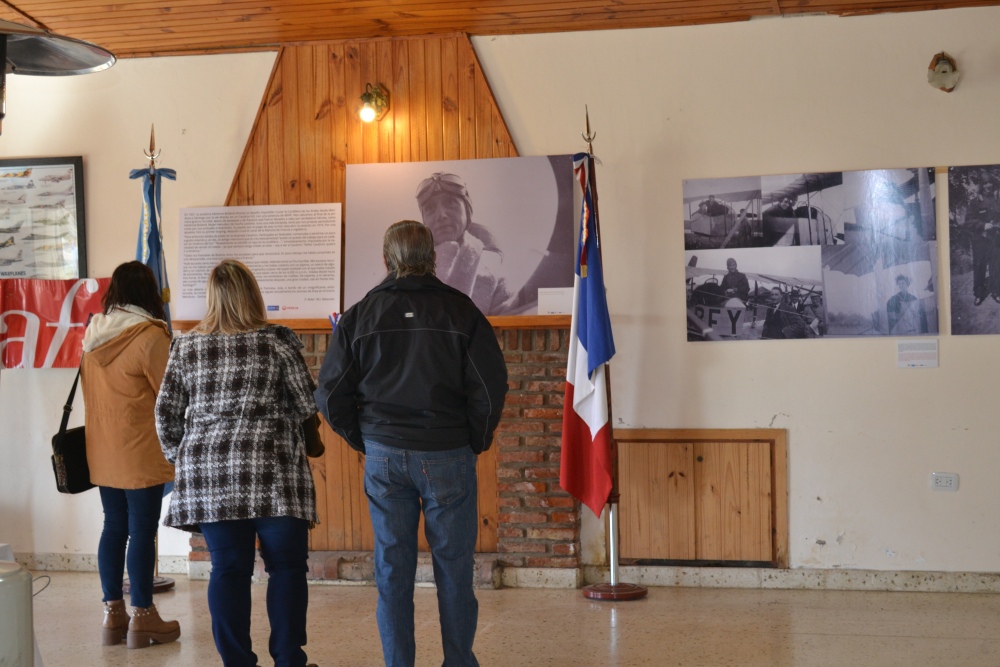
xmin=126 ymin=603 xmax=180 ymax=649
xmin=101 ymin=600 xmax=130 ymax=645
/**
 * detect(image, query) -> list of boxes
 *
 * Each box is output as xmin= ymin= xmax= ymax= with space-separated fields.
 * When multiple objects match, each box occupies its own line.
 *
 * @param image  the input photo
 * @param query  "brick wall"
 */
xmin=300 ymin=333 xmax=327 ymax=380
xmin=187 ymin=329 xmax=581 ymax=571
xmin=495 ymin=328 xmax=579 ymax=568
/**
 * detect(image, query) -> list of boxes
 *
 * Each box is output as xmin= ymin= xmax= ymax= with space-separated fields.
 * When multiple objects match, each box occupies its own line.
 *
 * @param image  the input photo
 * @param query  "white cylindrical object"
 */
xmin=608 ymin=503 xmax=619 ymax=586
xmin=0 ymin=560 xmax=33 ymax=667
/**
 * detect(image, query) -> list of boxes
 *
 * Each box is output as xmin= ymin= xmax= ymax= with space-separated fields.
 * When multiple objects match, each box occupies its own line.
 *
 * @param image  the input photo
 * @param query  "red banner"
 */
xmin=0 ymin=278 xmax=110 ymax=369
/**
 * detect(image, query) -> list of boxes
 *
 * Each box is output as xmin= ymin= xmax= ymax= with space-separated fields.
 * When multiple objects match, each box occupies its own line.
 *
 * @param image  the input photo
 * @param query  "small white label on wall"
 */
xmin=897 ymin=339 xmax=938 ymax=368
xmin=538 ymin=287 xmax=573 ymax=315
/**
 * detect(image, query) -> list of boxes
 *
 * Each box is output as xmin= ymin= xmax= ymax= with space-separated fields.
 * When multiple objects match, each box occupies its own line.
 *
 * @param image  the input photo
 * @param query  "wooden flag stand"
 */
xmin=575 ymin=112 xmax=647 ymax=602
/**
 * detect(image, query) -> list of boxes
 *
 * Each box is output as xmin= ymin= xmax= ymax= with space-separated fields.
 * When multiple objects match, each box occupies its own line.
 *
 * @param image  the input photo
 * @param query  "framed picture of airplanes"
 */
xmin=0 ymin=156 xmax=87 ymax=280
xmin=684 ymin=168 xmax=938 ymax=341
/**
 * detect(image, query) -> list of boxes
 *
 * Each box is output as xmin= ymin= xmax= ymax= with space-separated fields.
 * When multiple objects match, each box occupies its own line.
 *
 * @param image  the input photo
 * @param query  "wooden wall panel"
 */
xmin=330 ymin=45 xmax=349 ymax=205
xmin=694 ymin=441 xmax=772 ymax=561
xmin=281 ymin=49 xmax=302 ymax=204
xmin=408 ymin=40 xmax=429 ymax=163
xmin=615 ymin=429 xmax=788 ymax=567
xmin=376 ymin=41 xmax=395 ymax=163
xmin=475 ymin=443 xmax=499 ymax=552
xmin=457 ymin=41 xmax=477 ymax=160
xmin=619 ymin=442 xmax=696 ymax=560
xmin=228 ymin=34 xmax=516 ymax=553
xmin=424 ymin=39 xmax=444 ymax=161
xmin=226 ymin=34 xmax=514 ymax=208
xmin=312 ymin=46 xmax=335 ymax=203
xmin=441 ymin=39 xmax=461 ymax=160
xmin=391 ymin=40 xmax=412 ymax=163
xmin=741 ymin=441 xmax=773 ymax=561
xmin=296 ymin=49 xmax=318 ymax=202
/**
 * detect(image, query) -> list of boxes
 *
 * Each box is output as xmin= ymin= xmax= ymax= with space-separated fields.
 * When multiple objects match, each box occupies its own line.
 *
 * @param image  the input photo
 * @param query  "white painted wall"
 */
xmin=473 ymin=6 xmax=1000 ymax=571
xmin=0 ymin=52 xmax=276 ymax=558
xmin=4 ymin=6 xmax=1000 ymax=573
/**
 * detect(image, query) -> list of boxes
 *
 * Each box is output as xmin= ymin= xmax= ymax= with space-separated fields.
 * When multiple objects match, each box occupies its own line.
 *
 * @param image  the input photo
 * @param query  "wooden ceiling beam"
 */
xmin=1 ymin=0 xmax=997 ymax=58
xmin=40 ymin=0 xmax=774 ymax=26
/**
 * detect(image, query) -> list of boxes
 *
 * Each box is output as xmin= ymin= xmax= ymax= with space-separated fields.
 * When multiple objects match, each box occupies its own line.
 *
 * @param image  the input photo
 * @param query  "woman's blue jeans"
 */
xmin=199 ymin=517 xmax=311 ymax=667
xmin=364 ymin=440 xmax=481 ymax=667
xmin=98 ymin=484 xmax=164 ymax=608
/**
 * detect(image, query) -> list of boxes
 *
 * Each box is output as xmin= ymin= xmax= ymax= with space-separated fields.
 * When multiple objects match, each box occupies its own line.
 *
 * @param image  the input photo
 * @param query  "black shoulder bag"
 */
xmin=50 ymin=362 xmax=94 ymax=494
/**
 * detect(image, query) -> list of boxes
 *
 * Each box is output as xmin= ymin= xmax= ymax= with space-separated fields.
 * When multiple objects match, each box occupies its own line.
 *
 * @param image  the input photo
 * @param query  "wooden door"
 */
xmin=618 ymin=441 xmax=697 ymax=559
xmin=694 ymin=440 xmax=772 ymax=562
xmin=616 ymin=429 xmax=787 ymax=566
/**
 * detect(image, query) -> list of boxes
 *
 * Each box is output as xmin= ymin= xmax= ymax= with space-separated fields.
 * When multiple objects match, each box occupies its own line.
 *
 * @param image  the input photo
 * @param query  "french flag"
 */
xmin=560 ymin=153 xmax=615 ymax=518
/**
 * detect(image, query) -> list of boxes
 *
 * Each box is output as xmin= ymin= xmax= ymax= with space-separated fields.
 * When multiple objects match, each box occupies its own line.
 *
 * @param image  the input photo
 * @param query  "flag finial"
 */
xmin=144 ymin=124 xmax=160 ymax=173
xmin=581 ymin=106 xmax=596 ymax=156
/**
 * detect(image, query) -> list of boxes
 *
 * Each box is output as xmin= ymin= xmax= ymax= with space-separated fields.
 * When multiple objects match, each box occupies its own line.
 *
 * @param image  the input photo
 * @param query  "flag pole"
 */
xmin=123 ymin=124 xmax=175 ymax=596
xmin=578 ymin=108 xmax=647 ymax=601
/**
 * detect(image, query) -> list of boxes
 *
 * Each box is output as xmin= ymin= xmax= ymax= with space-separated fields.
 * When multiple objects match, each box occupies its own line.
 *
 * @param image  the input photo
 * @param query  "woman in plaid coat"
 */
xmin=155 ymin=260 xmax=318 ymax=667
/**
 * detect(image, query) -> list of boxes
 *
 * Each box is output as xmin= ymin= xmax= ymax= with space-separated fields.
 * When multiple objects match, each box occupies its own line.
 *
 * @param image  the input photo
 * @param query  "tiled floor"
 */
xmin=27 ymin=571 xmax=1000 ymax=666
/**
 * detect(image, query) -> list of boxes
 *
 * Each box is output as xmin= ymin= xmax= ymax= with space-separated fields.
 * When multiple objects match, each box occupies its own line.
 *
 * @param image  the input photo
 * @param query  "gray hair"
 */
xmin=383 ymin=220 xmax=436 ymax=278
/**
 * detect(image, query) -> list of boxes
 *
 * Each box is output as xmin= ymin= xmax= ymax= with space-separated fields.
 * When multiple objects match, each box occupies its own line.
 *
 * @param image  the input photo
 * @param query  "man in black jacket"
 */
xmin=315 ymin=219 xmax=508 ymax=667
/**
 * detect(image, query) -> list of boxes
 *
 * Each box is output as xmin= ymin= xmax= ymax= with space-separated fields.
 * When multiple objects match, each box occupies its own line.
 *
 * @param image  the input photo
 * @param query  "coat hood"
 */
xmin=83 ymin=306 xmax=169 ymax=365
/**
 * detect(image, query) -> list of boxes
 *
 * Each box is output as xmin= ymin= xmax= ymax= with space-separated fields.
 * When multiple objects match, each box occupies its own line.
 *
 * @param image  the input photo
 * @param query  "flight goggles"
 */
xmin=416 ymin=172 xmax=471 ymax=208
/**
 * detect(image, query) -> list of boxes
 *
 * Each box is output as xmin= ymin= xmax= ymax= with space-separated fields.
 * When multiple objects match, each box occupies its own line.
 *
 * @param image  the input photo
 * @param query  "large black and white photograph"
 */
xmin=684 ymin=173 xmax=843 ymax=249
xmin=819 ymin=168 xmax=938 ymax=336
xmin=684 ymin=167 xmax=938 ymax=340
xmin=345 ymin=155 xmax=575 ymax=316
xmin=949 ymin=164 xmax=1000 ymax=335
xmin=822 ymin=239 xmax=938 ymax=336
xmin=0 ymin=156 xmax=87 ymax=280
xmin=684 ymin=169 xmax=936 ymax=251
xmin=686 ymin=247 xmax=824 ymax=341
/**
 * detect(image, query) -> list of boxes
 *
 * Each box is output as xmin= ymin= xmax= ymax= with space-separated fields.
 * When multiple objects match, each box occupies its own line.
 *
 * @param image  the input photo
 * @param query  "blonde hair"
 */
xmin=192 ymin=260 xmax=270 ymax=334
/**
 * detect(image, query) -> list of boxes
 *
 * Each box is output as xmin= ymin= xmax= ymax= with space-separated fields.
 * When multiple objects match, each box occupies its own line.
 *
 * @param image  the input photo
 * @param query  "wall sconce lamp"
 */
xmin=927 ymin=52 xmax=959 ymax=93
xmin=359 ymin=83 xmax=389 ymax=122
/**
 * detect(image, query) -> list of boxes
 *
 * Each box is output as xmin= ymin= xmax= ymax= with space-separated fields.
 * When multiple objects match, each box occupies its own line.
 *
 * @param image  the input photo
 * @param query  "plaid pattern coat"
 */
xmin=155 ymin=325 xmax=318 ymax=531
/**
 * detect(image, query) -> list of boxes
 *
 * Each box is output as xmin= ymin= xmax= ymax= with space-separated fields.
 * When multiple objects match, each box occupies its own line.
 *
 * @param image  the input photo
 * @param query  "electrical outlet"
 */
xmin=930 ymin=472 xmax=959 ymax=491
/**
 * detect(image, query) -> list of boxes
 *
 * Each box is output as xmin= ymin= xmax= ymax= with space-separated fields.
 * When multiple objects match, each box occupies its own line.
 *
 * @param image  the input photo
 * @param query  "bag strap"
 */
xmin=57 ymin=359 xmax=83 ymax=438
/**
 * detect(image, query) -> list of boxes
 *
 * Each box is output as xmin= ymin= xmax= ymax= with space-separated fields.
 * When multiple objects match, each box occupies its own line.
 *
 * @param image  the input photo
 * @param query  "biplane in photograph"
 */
xmin=760 ymin=172 xmax=843 ymax=246
xmin=686 ymin=256 xmax=824 ymax=340
xmin=683 ymin=179 xmax=761 ymax=250
xmin=684 ymin=172 xmax=847 ymax=250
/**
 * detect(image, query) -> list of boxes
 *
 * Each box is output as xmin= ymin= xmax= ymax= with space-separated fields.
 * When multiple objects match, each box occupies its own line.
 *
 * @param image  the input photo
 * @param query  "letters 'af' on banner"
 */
xmin=0 ymin=278 xmax=109 ymax=369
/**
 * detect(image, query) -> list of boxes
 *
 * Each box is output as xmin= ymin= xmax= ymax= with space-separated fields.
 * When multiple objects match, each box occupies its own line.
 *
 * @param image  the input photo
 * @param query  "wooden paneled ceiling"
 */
xmin=0 ymin=1 xmax=997 ymax=59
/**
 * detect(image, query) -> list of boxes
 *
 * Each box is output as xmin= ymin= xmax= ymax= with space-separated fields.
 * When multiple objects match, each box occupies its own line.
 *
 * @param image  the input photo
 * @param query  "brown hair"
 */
xmin=103 ymin=261 xmax=167 ymax=321
xmin=383 ymin=220 xmax=436 ymax=278
xmin=192 ymin=259 xmax=269 ymax=334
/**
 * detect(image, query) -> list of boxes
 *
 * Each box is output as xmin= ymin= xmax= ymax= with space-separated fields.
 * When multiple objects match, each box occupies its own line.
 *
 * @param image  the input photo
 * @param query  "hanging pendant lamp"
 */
xmin=0 ymin=19 xmax=116 ymax=134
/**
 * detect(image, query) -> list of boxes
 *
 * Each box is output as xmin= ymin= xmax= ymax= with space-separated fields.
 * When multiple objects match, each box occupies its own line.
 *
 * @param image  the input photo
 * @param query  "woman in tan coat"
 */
xmin=81 ymin=261 xmax=180 ymax=649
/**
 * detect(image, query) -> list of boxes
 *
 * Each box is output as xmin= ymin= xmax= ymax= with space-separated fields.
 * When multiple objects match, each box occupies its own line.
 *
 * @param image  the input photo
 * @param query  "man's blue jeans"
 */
xmin=98 ymin=484 xmax=164 ymax=608
xmin=364 ymin=441 xmax=480 ymax=667
xmin=199 ymin=517 xmax=311 ymax=667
